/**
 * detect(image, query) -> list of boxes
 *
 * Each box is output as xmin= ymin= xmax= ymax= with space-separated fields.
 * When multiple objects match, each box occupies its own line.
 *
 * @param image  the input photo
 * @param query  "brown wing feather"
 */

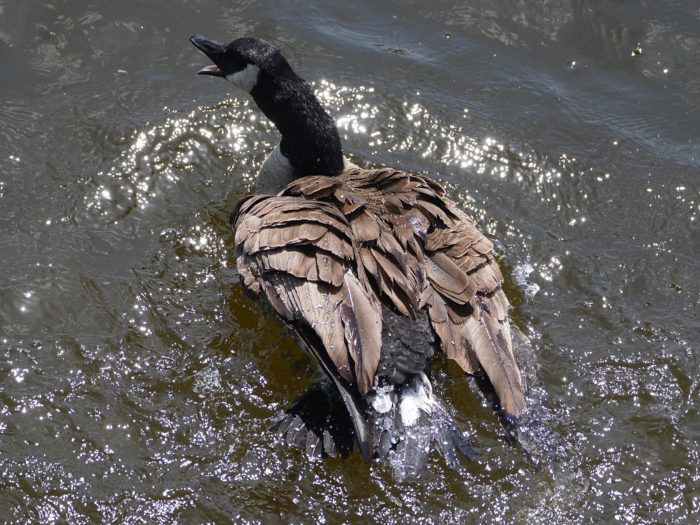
xmin=235 ymin=165 xmax=526 ymax=434
xmin=340 ymin=271 xmax=382 ymax=393
xmin=234 ymin=194 xmax=384 ymax=459
xmin=426 ymin=201 xmax=526 ymax=418
xmin=283 ymin=167 xmax=526 ymax=418
xmin=233 ymin=195 xmax=381 ymax=395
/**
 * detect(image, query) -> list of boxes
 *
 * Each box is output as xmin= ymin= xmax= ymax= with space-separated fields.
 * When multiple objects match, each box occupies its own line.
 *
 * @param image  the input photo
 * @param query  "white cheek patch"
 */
xmin=225 ymin=63 xmax=260 ymax=93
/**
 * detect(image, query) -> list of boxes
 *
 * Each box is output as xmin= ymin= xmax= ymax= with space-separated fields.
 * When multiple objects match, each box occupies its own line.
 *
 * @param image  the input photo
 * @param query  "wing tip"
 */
xmin=501 ymin=393 xmax=528 ymax=422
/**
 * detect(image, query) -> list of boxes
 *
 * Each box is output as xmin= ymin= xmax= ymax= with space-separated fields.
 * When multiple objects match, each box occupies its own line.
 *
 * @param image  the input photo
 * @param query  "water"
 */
xmin=1 ymin=0 xmax=698 ymax=522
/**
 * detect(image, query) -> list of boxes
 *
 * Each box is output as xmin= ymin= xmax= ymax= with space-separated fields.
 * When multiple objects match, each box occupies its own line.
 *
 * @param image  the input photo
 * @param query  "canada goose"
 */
xmin=190 ymin=35 xmax=529 ymax=473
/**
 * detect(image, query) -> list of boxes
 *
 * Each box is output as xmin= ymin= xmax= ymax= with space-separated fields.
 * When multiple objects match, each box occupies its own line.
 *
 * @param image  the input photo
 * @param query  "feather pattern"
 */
xmin=232 ymin=166 xmax=526 ymax=421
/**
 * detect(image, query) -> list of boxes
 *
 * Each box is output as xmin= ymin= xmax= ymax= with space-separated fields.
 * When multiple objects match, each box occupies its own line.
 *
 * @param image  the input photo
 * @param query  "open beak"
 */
xmin=190 ymin=35 xmax=225 ymax=77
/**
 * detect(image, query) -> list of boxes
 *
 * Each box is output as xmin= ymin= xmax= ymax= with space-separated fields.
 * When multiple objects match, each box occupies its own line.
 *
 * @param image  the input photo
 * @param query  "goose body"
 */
xmin=190 ymin=35 xmax=528 ymax=471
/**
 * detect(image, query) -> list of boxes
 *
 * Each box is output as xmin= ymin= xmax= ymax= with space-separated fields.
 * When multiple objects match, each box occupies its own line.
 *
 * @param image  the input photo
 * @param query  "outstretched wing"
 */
xmin=283 ymin=168 xmax=526 ymax=419
xmin=232 ymin=192 xmax=382 ymax=459
xmin=423 ymin=202 xmax=526 ymax=418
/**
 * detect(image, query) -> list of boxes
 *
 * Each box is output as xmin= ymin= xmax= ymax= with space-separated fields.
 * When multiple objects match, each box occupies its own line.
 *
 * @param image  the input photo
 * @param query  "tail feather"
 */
xmin=369 ymin=372 xmax=476 ymax=479
xmin=274 ymin=376 xmax=477 ymax=478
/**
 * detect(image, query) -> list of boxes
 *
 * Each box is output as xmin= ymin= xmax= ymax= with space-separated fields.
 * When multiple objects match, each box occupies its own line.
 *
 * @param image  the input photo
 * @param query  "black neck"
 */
xmin=250 ymin=62 xmax=344 ymax=177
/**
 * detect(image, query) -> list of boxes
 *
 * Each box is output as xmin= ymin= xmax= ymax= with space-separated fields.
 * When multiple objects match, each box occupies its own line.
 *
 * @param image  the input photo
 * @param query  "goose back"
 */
xmin=232 ymin=166 xmax=527 ymax=424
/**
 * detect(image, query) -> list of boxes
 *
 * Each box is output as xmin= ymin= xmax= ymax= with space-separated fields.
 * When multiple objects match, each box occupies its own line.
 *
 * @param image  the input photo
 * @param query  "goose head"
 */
xmin=189 ymin=35 xmax=286 ymax=93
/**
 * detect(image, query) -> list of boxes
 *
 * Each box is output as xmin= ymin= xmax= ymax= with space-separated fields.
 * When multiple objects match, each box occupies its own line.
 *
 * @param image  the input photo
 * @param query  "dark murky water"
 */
xmin=1 ymin=1 xmax=698 ymax=523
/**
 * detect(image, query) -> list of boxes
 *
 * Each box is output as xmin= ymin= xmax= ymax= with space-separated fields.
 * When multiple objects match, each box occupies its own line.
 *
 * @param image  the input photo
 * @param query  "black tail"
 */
xmin=272 ymin=374 xmax=476 ymax=477
xmin=368 ymin=372 xmax=477 ymax=479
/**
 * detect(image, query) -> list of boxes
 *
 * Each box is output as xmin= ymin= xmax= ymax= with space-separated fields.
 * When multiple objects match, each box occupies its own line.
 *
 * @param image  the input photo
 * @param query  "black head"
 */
xmin=190 ymin=34 xmax=344 ymax=177
xmin=190 ymin=35 xmax=283 ymax=92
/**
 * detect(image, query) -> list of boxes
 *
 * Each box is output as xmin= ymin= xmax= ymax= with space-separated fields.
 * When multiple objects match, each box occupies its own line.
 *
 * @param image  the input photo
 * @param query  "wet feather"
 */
xmin=233 ymin=166 xmax=528 ymax=446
